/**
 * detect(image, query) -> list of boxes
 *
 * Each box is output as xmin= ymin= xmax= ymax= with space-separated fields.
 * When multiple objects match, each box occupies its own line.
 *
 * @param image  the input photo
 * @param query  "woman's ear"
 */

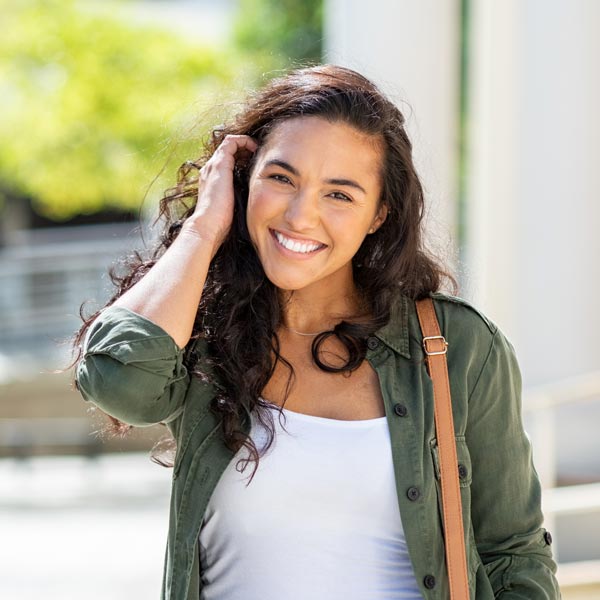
xmin=369 ymin=203 xmax=388 ymax=234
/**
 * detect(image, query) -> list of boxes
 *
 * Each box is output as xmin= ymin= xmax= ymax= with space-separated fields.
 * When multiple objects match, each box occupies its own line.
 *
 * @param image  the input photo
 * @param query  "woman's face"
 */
xmin=246 ymin=116 xmax=387 ymax=294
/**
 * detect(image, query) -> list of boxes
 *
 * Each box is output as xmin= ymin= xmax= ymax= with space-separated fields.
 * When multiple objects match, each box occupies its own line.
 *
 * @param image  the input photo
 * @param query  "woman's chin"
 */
xmin=259 ymin=255 xmax=352 ymax=295
xmin=260 ymin=266 xmax=319 ymax=292
xmin=265 ymin=275 xmax=313 ymax=292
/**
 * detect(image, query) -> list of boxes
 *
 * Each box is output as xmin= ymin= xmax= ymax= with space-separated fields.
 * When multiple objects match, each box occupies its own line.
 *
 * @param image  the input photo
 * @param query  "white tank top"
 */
xmin=198 ymin=401 xmax=423 ymax=600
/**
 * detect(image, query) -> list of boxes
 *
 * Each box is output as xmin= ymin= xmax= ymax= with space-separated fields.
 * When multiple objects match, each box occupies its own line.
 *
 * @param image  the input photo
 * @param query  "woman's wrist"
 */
xmin=179 ymin=218 xmax=222 ymax=250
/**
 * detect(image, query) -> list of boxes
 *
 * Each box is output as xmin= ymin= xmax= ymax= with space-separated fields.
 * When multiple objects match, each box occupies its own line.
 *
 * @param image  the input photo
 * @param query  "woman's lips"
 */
xmin=270 ymin=228 xmax=325 ymax=246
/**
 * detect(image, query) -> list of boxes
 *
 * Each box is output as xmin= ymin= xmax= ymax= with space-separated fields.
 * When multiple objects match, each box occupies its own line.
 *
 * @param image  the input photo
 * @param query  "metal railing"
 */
xmin=0 ymin=223 xmax=150 ymax=377
xmin=526 ymin=371 xmax=600 ymax=490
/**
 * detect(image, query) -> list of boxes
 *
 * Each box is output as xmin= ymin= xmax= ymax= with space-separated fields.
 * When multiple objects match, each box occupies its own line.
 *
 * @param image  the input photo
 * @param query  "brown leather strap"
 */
xmin=415 ymin=297 xmax=469 ymax=599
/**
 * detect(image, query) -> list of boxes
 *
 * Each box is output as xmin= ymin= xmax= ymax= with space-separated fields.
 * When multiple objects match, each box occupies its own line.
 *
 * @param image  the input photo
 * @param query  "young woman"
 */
xmin=73 ymin=65 xmax=560 ymax=599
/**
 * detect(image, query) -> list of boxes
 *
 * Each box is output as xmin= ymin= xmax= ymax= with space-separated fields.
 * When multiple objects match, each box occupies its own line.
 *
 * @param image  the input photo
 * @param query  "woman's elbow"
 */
xmin=75 ymin=354 xmax=187 ymax=427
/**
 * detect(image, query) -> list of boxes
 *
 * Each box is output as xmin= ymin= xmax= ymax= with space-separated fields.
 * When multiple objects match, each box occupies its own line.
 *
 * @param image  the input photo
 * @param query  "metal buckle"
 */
xmin=422 ymin=335 xmax=448 ymax=356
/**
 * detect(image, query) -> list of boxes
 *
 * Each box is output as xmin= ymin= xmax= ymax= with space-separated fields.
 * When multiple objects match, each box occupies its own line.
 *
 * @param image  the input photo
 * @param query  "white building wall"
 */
xmin=325 ymin=0 xmax=600 ymax=388
xmin=466 ymin=0 xmax=600 ymax=385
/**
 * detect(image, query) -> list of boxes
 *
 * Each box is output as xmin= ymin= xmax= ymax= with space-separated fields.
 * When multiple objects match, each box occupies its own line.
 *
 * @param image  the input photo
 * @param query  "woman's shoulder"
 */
xmin=405 ymin=291 xmax=510 ymax=362
xmin=381 ymin=291 xmax=505 ymax=362
xmin=423 ymin=293 xmax=522 ymax=395
xmin=428 ymin=291 xmax=498 ymax=336
xmin=424 ymin=292 xmax=521 ymax=368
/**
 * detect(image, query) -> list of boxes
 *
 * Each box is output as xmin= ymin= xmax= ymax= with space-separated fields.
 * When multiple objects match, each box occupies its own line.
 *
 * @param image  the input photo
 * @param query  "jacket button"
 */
xmin=407 ymin=486 xmax=421 ymax=501
xmin=544 ymin=531 xmax=553 ymax=545
xmin=394 ymin=403 xmax=408 ymax=417
xmin=423 ymin=574 xmax=436 ymax=589
xmin=367 ymin=336 xmax=380 ymax=350
xmin=458 ymin=464 xmax=468 ymax=479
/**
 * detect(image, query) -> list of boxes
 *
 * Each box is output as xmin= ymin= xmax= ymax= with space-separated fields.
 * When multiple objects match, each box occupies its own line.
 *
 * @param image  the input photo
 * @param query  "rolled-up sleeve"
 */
xmin=466 ymin=328 xmax=561 ymax=598
xmin=75 ymin=306 xmax=190 ymax=427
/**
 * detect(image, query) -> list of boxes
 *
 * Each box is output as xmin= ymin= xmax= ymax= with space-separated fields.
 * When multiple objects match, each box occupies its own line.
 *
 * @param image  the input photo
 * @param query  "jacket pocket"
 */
xmin=430 ymin=435 xmax=472 ymax=488
xmin=430 ymin=436 xmax=479 ymax=590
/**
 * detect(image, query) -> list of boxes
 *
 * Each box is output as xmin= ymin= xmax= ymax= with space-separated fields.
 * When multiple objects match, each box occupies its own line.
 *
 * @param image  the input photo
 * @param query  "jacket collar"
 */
xmin=373 ymin=293 xmax=411 ymax=359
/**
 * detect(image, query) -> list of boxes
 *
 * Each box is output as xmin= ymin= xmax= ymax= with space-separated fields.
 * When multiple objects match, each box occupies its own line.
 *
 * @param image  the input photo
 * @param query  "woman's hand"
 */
xmin=184 ymin=134 xmax=258 ymax=253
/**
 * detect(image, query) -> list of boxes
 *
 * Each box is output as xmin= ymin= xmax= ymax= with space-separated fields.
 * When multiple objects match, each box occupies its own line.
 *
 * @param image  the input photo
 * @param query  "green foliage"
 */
xmin=0 ymin=0 xmax=259 ymax=219
xmin=233 ymin=0 xmax=323 ymax=68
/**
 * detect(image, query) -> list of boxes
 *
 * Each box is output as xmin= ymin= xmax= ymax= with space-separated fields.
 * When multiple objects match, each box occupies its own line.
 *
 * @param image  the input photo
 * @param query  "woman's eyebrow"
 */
xmin=326 ymin=177 xmax=367 ymax=195
xmin=263 ymin=159 xmax=300 ymax=177
xmin=263 ymin=159 xmax=367 ymax=195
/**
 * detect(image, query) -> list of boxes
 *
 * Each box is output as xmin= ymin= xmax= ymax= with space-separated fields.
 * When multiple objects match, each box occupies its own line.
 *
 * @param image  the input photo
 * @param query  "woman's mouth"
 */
xmin=269 ymin=229 xmax=327 ymax=257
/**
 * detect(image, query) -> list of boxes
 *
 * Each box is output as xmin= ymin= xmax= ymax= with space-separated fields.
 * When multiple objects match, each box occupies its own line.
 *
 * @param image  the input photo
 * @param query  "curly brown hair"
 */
xmin=70 ymin=64 xmax=457 ymax=481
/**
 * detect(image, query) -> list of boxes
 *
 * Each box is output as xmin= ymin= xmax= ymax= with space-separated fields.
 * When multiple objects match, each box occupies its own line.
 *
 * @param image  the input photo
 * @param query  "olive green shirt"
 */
xmin=75 ymin=292 xmax=561 ymax=599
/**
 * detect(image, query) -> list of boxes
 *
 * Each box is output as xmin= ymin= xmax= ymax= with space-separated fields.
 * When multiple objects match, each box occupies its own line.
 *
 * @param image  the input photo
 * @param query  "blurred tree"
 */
xmin=0 ymin=0 xmax=258 ymax=220
xmin=233 ymin=0 xmax=323 ymax=67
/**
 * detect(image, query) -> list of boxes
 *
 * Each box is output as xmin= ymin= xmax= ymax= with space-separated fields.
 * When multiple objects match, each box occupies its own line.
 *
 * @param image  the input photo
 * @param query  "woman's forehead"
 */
xmin=263 ymin=115 xmax=379 ymax=146
xmin=256 ymin=116 xmax=383 ymax=184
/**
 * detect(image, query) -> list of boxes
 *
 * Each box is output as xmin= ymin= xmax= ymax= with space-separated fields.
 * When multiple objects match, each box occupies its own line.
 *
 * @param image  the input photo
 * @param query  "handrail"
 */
xmin=522 ymin=372 xmax=600 ymax=492
xmin=524 ymin=371 xmax=600 ymax=411
xmin=543 ymin=482 xmax=600 ymax=516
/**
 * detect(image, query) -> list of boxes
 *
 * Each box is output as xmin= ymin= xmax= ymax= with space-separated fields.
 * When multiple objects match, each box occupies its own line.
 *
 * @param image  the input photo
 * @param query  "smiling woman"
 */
xmin=70 ymin=65 xmax=560 ymax=599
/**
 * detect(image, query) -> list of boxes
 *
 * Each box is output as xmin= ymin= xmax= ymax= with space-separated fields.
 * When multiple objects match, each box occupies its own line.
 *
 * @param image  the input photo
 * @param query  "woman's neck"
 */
xmin=278 ymin=284 xmax=369 ymax=334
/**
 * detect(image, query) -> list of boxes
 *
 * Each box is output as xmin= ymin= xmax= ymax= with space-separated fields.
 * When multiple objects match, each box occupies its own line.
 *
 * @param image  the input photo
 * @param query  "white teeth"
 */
xmin=274 ymin=231 xmax=323 ymax=254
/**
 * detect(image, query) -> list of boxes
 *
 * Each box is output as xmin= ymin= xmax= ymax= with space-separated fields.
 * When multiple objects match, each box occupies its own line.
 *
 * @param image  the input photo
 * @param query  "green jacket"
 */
xmin=75 ymin=292 xmax=561 ymax=599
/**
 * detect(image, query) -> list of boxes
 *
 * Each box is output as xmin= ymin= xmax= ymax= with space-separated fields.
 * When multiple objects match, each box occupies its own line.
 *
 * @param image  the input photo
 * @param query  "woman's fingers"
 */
xmin=213 ymin=135 xmax=259 ymax=161
xmin=199 ymin=135 xmax=258 ymax=179
xmin=220 ymin=134 xmax=259 ymax=153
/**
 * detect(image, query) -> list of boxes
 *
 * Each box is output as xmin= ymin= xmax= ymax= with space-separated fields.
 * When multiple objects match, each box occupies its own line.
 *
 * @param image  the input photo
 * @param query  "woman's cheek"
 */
xmin=246 ymin=189 xmax=275 ymax=248
xmin=248 ymin=187 xmax=285 ymax=224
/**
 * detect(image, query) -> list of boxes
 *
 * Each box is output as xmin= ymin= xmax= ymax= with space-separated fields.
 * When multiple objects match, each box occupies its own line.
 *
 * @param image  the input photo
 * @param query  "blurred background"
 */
xmin=0 ymin=0 xmax=598 ymax=598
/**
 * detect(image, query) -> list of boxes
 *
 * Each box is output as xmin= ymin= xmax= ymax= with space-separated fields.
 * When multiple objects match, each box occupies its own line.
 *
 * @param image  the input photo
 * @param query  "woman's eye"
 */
xmin=330 ymin=191 xmax=352 ymax=203
xmin=270 ymin=174 xmax=291 ymax=184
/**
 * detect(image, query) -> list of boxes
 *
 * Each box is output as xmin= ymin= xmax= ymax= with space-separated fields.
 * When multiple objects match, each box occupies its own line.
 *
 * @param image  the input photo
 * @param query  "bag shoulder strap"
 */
xmin=415 ymin=297 xmax=470 ymax=599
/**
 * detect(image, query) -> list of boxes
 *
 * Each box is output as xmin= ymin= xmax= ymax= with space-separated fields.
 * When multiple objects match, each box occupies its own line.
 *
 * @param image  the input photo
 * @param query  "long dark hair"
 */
xmin=70 ymin=64 xmax=457 ymax=481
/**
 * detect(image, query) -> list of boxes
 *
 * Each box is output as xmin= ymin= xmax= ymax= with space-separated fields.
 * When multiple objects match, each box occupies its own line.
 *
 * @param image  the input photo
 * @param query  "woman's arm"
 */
xmin=75 ymin=135 xmax=257 ymax=425
xmin=466 ymin=328 xmax=561 ymax=598
xmin=111 ymin=134 xmax=258 ymax=349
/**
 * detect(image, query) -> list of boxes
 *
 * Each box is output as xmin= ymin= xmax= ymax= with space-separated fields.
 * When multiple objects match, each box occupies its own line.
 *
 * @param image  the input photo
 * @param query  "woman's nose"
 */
xmin=283 ymin=191 xmax=320 ymax=230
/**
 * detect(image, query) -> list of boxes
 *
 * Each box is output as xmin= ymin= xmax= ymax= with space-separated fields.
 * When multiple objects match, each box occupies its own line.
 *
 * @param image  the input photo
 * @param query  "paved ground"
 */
xmin=1 ymin=442 xmax=598 ymax=599
xmin=0 ymin=453 xmax=171 ymax=600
